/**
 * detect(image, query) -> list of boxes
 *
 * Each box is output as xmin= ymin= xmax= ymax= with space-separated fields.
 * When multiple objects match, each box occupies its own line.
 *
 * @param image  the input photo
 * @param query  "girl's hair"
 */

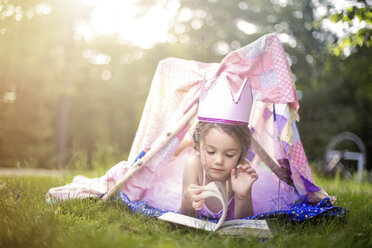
xmin=193 ymin=121 xmax=251 ymax=164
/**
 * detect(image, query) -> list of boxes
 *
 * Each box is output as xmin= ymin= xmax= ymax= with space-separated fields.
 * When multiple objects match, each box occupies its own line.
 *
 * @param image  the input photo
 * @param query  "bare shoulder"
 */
xmin=183 ymin=153 xmax=202 ymax=185
xmin=186 ymin=153 xmax=201 ymax=167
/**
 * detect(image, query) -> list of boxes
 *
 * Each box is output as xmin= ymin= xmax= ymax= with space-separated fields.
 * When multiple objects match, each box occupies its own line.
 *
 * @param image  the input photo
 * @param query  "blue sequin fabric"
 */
xmin=118 ymin=191 xmax=347 ymax=222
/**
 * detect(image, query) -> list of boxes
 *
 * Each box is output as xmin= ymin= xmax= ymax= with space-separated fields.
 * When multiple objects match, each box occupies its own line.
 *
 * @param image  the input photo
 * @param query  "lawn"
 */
xmin=0 ymin=172 xmax=371 ymax=248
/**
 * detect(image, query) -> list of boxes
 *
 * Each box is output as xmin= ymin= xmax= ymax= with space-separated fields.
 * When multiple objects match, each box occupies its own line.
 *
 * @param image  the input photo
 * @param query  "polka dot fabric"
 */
xmin=119 ymin=191 xmax=347 ymax=222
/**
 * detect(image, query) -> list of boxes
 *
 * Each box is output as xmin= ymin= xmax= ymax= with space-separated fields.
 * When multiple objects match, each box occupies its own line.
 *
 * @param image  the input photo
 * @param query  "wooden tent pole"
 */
xmin=100 ymin=82 xmax=293 ymax=203
xmin=100 ymin=103 xmax=199 ymax=203
xmin=250 ymin=137 xmax=293 ymax=186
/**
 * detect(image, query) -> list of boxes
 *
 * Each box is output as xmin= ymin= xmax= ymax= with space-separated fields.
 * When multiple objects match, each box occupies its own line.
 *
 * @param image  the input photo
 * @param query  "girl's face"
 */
xmin=200 ymin=127 xmax=242 ymax=182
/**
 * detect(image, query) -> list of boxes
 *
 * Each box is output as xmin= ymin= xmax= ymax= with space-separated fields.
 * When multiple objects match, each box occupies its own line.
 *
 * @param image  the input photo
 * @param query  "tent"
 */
xmin=47 ymin=33 xmax=345 ymax=220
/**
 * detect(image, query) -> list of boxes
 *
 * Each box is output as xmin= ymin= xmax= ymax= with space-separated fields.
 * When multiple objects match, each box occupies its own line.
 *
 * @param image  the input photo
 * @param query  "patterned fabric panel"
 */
xmin=118 ymin=191 xmax=347 ymax=222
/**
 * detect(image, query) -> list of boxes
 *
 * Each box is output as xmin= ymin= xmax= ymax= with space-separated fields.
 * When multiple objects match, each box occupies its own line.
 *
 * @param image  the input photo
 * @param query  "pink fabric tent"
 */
xmin=47 ymin=33 xmax=330 ymax=215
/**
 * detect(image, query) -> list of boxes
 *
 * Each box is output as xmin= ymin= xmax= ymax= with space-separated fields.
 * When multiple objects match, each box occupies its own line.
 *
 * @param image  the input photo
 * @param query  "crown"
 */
xmin=198 ymin=72 xmax=253 ymax=125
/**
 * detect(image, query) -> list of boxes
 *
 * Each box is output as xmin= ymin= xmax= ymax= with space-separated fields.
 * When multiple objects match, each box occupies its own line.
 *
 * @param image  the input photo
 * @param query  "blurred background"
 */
xmin=0 ymin=0 xmax=371 ymax=172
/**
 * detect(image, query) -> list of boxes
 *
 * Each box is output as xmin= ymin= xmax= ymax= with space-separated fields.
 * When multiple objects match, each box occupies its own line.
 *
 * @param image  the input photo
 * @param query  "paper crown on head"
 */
xmin=198 ymin=72 xmax=253 ymax=126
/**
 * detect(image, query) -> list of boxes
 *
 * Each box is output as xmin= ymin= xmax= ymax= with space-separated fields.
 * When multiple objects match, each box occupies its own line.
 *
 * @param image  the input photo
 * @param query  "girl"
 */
xmin=179 ymin=121 xmax=258 ymax=220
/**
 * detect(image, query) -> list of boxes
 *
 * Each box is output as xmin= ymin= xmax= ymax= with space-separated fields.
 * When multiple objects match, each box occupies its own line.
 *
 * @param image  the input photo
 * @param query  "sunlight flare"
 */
xmin=76 ymin=0 xmax=180 ymax=49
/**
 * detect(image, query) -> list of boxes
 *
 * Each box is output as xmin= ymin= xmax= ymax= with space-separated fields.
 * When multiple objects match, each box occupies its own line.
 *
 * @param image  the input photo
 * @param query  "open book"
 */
xmin=157 ymin=181 xmax=273 ymax=238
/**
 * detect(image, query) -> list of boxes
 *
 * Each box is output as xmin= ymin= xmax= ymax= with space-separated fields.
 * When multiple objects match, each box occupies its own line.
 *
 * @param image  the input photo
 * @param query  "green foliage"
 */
xmin=325 ymin=3 xmax=372 ymax=56
xmin=0 ymin=1 xmax=151 ymax=169
xmin=167 ymin=0 xmax=372 ymax=168
xmin=1 ymin=174 xmax=372 ymax=247
xmin=299 ymin=46 xmax=372 ymax=166
xmin=0 ymin=0 xmax=371 ymax=170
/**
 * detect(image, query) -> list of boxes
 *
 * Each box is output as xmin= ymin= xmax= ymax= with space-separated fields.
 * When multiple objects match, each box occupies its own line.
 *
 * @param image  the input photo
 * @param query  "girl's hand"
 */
xmin=231 ymin=163 xmax=258 ymax=199
xmin=185 ymin=184 xmax=205 ymax=211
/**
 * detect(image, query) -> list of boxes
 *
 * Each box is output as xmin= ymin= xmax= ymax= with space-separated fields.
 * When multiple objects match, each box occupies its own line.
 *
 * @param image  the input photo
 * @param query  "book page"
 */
xmin=219 ymin=219 xmax=272 ymax=237
xmin=157 ymin=181 xmax=272 ymax=238
xmin=221 ymin=219 xmax=269 ymax=229
xmin=157 ymin=212 xmax=216 ymax=231
xmin=201 ymin=181 xmax=227 ymax=231
xmin=157 ymin=181 xmax=226 ymax=232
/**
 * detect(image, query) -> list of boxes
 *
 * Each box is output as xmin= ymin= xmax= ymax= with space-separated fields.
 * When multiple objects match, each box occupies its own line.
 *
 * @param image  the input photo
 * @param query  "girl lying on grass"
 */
xmin=179 ymin=122 xmax=258 ymax=220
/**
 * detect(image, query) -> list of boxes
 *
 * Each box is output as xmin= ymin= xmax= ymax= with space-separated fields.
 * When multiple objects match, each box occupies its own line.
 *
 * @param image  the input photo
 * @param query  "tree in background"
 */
xmin=305 ymin=0 xmax=372 ymax=167
xmin=0 ymin=0 xmax=370 ymax=170
xmin=0 ymin=1 xmax=149 ymax=169
xmin=165 ymin=0 xmax=371 ymax=168
xmin=0 ymin=0 xmax=60 ymax=168
xmin=318 ymin=0 xmax=371 ymax=56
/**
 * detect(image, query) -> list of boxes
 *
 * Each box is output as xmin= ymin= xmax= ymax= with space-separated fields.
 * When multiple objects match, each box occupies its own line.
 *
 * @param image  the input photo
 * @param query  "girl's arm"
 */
xmin=179 ymin=154 xmax=204 ymax=216
xmin=231 ymin=163 xmax=258 ymax=218
xmin=233 ymin=188 xmax=254 ymax=219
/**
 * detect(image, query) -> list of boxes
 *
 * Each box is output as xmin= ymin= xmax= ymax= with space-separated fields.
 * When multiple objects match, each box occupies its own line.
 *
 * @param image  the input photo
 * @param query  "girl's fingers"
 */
xmin=188 ymin=184 xmax=205 ymax=202
xmin=247 ymin=168 xmax=258 ymax=177
xmin=190 ymin=184 xmax=205 ymax=191
xmin=237 ymin=163 xmax=252 ymax=171
xmin=192 ymin=194 xmax=203 ymax=202
xmin=237 ymin=166 xmax=253 ymax=173
xmin=233 ymin=166 xmax=258 ymax=176
xmin=189 ymin=184 xmax=200 ymax=189
xmin=235 ymin=166 xmax=258 ymax=180
xmin=192 ymin=199 xmax=204 ymax=210
xmin=189 ymin=184 xmax=205 ymax=194
xmin=231 ymin=168 xmax=237 ymax=178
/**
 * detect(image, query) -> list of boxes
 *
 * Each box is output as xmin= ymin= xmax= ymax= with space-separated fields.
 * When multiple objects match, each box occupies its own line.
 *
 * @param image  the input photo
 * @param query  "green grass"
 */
xmin=0 ymin=173 xmax=371 ymax=248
